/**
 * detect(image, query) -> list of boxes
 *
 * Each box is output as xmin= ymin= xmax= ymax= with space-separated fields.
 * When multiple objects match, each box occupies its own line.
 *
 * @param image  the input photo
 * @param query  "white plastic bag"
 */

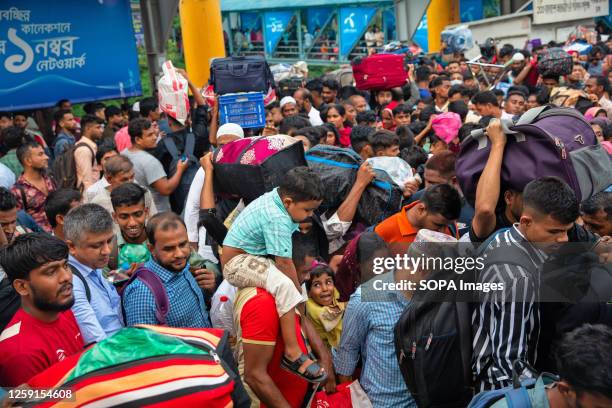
xmin=158 ymin=60 xmax=190 ymax=125
xmin=367 ymin=156 xmax=413 ymax=187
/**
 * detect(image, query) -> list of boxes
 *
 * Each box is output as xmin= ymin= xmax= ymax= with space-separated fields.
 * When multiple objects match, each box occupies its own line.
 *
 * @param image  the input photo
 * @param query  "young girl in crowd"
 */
xmin=305 ymin=261 xmax=346 ymax=349
xmin=319 ymin=123 xmax=340 ymax=146
xmin=381 ymin=107 xmax=395 ymax=131
xmin=320 ymin=104 xmax=352 ymax=147
xmin=343 ymin=102 xmax=357 ymax=125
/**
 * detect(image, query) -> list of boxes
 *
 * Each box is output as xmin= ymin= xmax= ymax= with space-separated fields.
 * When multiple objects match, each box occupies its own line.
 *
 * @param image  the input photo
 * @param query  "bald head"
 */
xmin=349 ymin=95 xmax=368 ymax=113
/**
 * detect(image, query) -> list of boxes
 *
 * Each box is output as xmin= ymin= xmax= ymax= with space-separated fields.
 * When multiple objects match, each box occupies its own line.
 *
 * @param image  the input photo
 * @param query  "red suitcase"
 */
xmin=352 ymin=54 xmax=408 ymax=91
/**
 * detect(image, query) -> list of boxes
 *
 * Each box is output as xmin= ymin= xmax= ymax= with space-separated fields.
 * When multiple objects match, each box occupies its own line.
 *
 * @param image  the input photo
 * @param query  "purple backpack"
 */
xmin=119 ymin=265 xmax=170 ymax=325
xmin=457 ymin=106 xmax=612 ymax=207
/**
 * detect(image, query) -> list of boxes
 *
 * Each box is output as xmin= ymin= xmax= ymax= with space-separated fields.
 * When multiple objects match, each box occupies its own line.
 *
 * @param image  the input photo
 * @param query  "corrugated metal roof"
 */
xmin=221 ymin=0 xmax=392 ymax=12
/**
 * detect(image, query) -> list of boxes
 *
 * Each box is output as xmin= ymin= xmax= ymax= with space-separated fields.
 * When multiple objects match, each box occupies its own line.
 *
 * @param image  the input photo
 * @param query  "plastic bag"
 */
xmin=158 ymin=60 xmax=190 ymax=125
xmin=210 ymin=280 xmax=237 ymax=335
xmin=367 ymin=156 xmax=413 ymax=188
xmin=311 ymin=381 xmax=373 ymax=408
xmin=441 ymin=25 xmax=473 ymax=54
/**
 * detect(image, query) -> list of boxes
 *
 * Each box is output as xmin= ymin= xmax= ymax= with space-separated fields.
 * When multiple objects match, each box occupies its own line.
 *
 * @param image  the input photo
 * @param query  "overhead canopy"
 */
xmin=221 ymin=0 xmax=392 ymax=12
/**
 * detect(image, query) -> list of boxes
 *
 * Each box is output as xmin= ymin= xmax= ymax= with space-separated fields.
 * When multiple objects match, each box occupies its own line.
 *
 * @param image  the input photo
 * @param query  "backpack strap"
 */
xmin=69 ymin=264 xmax=91 ymax=303
xmin=131 ymin=266 xmax=170 ymax=325
xmin=503 ymin=387 xmax=533 ymax=408
xmin=515 ymin=105 xmax=550 ymax=126
xmin=184 ymin=132 xmax=196 ymax=161
xmin=162 ymin=136 xmax=180 ymax=160
xmin=74 ymin=142 xmax=96 ymax=166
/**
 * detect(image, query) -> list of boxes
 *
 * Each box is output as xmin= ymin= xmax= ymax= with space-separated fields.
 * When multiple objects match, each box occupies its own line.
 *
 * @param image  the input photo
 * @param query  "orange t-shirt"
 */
xmin=374 ymin=201 xmax=457 ymax=245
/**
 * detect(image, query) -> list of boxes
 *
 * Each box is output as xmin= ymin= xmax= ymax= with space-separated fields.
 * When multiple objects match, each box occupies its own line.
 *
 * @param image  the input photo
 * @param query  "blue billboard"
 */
xmin=0 ymin=0 xmax=142 ymax=111
xmin=413 ymin=13 xmax=429 ymax=53
xmin=339 ymin=7 xmax=377 ymax=58
xmin=460 ymin=0 xmax=484 ymax=22
xmin=306 ymin=8 xmax=333 ymax=35
xmin=264 ymin=11 xmax=294 ymax=54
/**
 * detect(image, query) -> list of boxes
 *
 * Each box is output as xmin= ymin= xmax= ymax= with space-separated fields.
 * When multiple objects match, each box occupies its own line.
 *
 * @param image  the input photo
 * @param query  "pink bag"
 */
xmin=431 ymin=112 xmax=462 ymax=144
xmin=212 ymin=135 xmax=307 ymax=203
xmin=214 ymin=135 xmax=296 ymax=165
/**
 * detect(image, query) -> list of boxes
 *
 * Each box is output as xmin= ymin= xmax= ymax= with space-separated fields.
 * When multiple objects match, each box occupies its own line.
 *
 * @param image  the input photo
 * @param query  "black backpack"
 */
xmin=162 ymin=133 xmax=199 ymax=214
xmin=393 ymin=269 xmax=474 ymax=408
xmin=51 ymin=142 xmax=95 ymax=192
xmin=393 ymin=228 xmax=535 ymax=407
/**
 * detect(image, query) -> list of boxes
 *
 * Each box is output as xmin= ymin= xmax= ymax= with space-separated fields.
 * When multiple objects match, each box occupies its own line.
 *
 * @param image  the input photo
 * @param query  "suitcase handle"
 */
xmin=229 ymin=64 xmax=249 ymax=77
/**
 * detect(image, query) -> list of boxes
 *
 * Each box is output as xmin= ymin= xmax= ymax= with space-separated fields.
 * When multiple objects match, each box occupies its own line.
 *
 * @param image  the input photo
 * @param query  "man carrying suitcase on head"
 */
xmin=153 ymin=68 xmax=209 ymax=214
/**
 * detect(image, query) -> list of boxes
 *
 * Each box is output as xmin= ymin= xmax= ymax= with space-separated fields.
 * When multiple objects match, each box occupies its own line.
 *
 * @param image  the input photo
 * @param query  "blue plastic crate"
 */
xmin=218 ymin=92 xmax=266 ymax=129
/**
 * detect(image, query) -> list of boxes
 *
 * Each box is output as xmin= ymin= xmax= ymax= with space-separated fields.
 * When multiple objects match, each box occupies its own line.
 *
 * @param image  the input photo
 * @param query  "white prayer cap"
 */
xmin=216 ymin=123 xmax=244 ymax=139
xmin=280 ymin=96 xmax=297 ymax=108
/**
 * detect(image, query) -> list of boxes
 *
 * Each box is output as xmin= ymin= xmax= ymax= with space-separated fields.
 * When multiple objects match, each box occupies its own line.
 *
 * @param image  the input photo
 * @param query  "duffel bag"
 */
xmin=537 ymin=47 xmax=573 ymax=76
xmin=322 ymin=66 xmax=355 ymax=88
xmin=25 ymin=326 xmax=250 ymax=407
xmin=210 ymin=55 xmax=274 ymax=95
xmin=457 ymin=106 xmax=612 ymax=207
xmin=305 ymin=145 xmax=362 ymax=211
xmin=213 ymin=135 xmax=307 ymax=203
xmin=352 ymin=54 xmax=407 ymax=91
xmin=358 ymin=168 xmax=404 ymax=226
xmin=278 ymin=76 xmax=304 ymax=98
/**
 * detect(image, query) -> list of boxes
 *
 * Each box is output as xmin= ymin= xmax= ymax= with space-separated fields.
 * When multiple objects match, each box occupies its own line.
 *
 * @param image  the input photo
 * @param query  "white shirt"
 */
xmin=183 ymin=167 xmax=217 ymax=263
xmin=308 ymin=107 xmax=324 ymax=126
xmin=0 ymin=162 xmax=15 ymax=189
xmin=84 ymin=177 xmax=110 ymax=203
xmin=501 ymin=110 xmax=515 ymax=121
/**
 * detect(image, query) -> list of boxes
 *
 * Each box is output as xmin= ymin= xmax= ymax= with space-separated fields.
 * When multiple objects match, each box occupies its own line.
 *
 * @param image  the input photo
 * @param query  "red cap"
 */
xmin=220 ymin=296 xmax=229 ymax=302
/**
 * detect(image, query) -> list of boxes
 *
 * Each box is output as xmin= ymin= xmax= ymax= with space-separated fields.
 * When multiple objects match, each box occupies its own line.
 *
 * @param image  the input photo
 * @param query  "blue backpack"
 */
xmin=468 ymin=362 xmax=558 ymax=408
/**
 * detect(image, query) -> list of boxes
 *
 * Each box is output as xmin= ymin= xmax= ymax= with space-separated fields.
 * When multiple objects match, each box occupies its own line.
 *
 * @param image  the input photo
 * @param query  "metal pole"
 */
xmin=337 ymin=7 xmax=342 ymax=62
xmin=297 ymin=11 xmax=303 ymax=59
xmin=262 ymin=12 xmax=268 ymax=59
xmin=140 ymin=0 xmax=165 ymax=93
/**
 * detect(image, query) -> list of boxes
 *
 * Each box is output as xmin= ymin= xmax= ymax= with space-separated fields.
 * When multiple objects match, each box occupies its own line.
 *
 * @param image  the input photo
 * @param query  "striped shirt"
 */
xmin=333 ymin=272 xmax=417 ymax=408
xmin=472 ymin=225 xmax=547 ymax=391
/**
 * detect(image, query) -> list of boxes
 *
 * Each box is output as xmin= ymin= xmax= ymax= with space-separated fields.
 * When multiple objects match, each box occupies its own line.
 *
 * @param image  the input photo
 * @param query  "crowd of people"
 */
xmin=0 ymin=27 xmax=611 ymax=408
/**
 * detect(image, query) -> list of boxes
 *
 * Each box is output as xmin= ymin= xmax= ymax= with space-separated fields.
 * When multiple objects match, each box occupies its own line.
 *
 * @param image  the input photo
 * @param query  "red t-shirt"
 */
xmin=0 ymin=308 xmax=83 ymax=387
xmin=236 ymin=288 xmax=310 ymax=408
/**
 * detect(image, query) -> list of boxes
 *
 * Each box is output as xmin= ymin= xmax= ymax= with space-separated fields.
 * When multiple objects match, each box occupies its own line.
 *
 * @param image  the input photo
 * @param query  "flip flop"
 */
xmin=280 ymin=353 xmax=328 ymax=384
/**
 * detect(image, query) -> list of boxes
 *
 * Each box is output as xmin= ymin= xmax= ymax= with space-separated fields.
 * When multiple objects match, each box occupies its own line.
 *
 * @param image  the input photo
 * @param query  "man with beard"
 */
xmin=12 ymin=142 xmax=56 ymax=232
xmin=53 ymin=109 xmax=79 ymax=158
xmin=293 ymin=88 xmax=323 ymax=126
xmin=506 ymin=52 xmax=526 ymax=83
xmin=65 ymin=204 xmax=123 ymax=344
xmin=0 ymin=233 xmax=83 ymax=387
xmin=122 ymin=212 xmax=212 ymax=328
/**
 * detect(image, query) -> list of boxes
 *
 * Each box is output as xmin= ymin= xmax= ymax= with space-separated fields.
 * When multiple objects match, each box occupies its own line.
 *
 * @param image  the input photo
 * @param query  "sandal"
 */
xmin=281 ymin=353 xmax=328 ymax=383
